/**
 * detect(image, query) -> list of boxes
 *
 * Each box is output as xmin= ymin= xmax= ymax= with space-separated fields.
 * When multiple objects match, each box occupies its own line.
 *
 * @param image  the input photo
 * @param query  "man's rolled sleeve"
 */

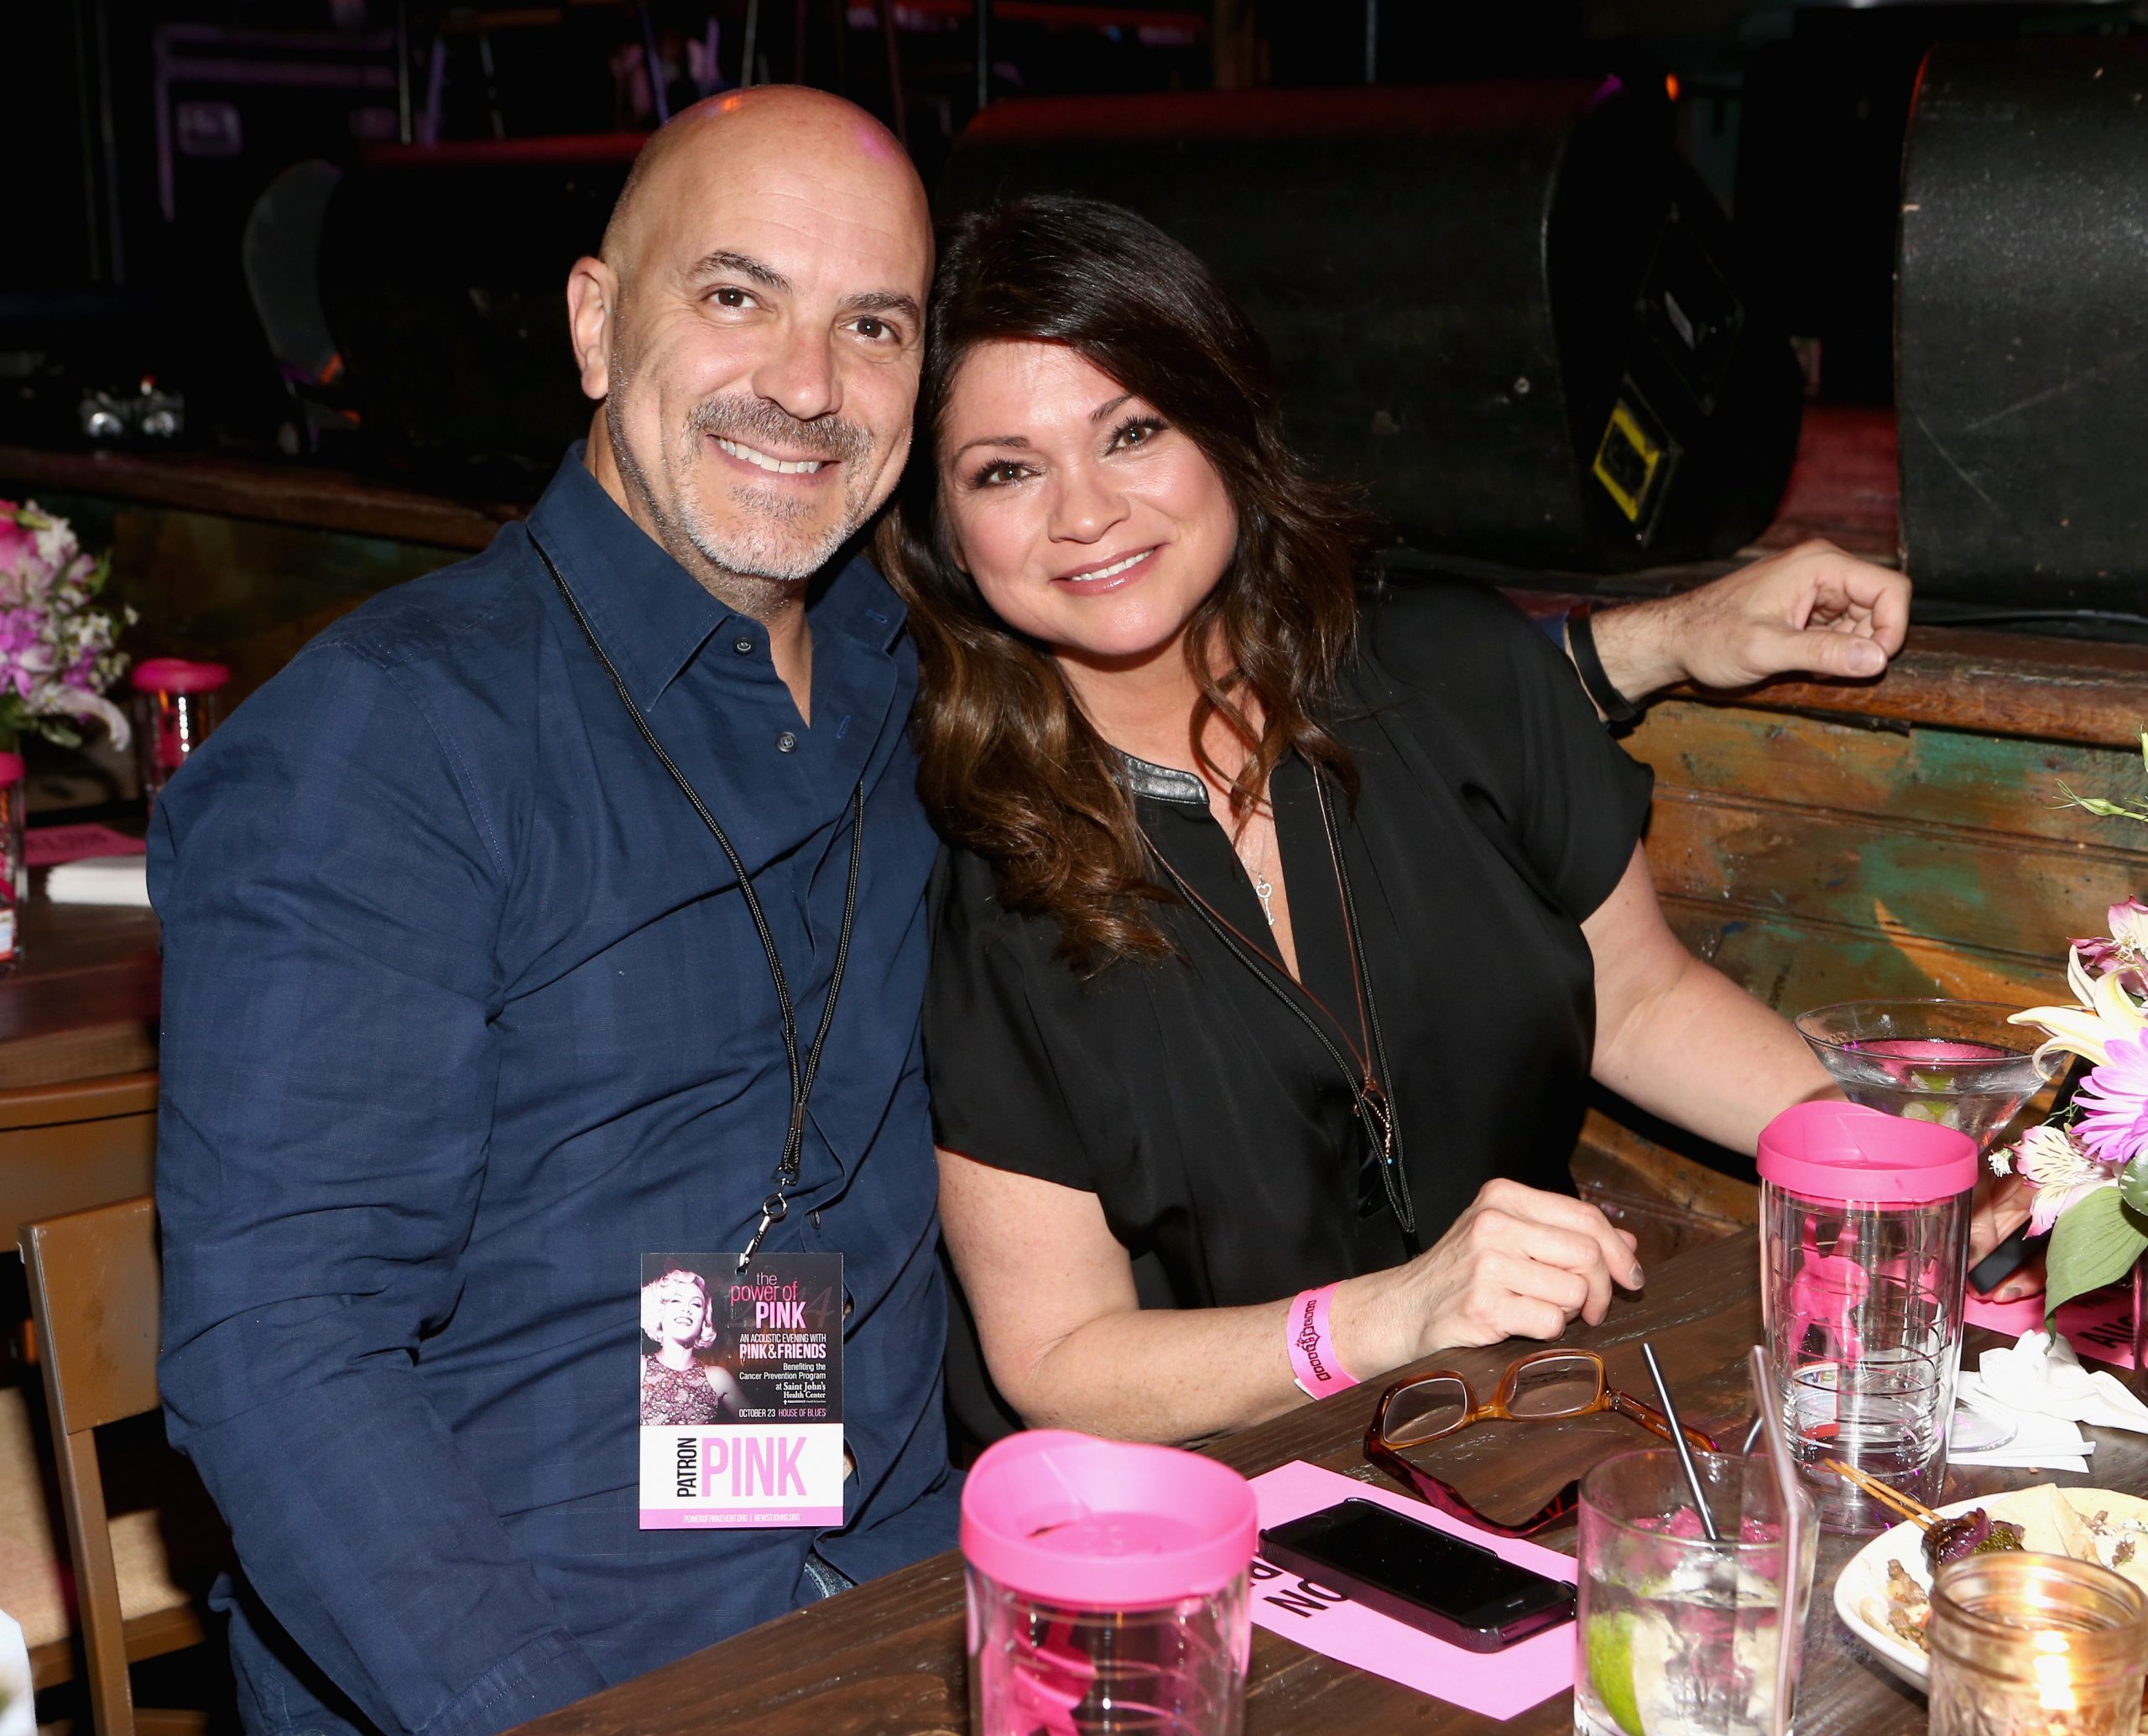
xmin=153 ymin=639 xmax=605 ymax=1736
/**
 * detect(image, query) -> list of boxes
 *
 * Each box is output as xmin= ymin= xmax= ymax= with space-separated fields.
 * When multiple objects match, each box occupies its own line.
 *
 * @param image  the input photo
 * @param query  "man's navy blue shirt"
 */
xmin=151 ymin=450 xmax=958 ymax=1736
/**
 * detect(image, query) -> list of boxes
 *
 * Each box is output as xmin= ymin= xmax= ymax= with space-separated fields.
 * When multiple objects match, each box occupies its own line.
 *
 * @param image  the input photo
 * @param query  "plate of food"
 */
xmin=1835 ymin=1483 xmax=2148 ymax=1689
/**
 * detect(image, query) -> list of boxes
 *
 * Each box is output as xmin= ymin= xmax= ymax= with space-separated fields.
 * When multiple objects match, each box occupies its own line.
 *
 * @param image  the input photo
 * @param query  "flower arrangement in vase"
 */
xmin=1997 ymin=746 xmax=2148 ymax=1336
xmin=0 ymin=499 xmax=134 ymax=750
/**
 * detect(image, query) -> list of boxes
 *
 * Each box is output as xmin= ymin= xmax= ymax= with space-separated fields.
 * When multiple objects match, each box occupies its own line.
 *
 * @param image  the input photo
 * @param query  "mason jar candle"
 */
xmin=1928 ymin=1551 xmax=2148 ymax=1736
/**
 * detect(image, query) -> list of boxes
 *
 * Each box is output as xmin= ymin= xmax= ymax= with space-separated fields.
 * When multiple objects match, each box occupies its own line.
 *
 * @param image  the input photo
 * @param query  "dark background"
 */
xmin=13 ymin=0 xmax=2147 ymax=459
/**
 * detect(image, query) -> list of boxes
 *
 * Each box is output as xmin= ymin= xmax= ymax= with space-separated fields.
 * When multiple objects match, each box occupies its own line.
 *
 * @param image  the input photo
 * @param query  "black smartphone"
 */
xmin=1258 ymin=1499 xmax=1575 ymax=1654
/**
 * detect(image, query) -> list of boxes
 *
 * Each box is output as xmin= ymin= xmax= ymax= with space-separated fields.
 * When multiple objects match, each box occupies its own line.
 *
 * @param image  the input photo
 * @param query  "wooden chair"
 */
xmin=18 ymin=1196 xmax=223 ymax=1736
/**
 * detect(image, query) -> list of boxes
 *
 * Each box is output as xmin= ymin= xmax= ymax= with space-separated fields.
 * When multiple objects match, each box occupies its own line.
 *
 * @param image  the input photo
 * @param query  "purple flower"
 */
xmin=2076 ymin=1030 xmax=2148 ymax=1165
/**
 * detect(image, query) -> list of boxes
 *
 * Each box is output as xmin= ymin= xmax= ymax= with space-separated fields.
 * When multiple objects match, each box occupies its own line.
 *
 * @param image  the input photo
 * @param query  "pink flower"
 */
xmin=2076 ymin=1030 xmax=2148 ymax=1165
xmin=2072 ymin=898 xmax=2148 ymax=993
xmin=0 ymin=502 xmax=34 ymax=573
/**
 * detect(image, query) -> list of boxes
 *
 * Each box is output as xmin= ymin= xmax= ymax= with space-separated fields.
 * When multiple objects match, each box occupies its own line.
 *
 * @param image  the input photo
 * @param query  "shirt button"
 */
xmin=732 ymin=636 xmax=753 ymax=655
xmin=775 ymin=731 xmax=799 ymax=753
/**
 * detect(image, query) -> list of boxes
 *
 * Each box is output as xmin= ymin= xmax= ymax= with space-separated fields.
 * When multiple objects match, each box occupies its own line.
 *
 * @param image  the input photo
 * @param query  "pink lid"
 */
xmin=961 ymin=1430 xmax=1257 ymax=1609
xmin=131 ymin=658 xmax=229 ymax=694
xmin=0 ymin=752 xmax=21 ymax=783
xmin=1756 ymin=1099 xmax=1978 ymax=1204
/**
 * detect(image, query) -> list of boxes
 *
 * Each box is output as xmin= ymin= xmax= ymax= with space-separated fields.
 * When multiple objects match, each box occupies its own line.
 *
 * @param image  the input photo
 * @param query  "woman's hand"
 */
xmin=1970 ymin=1169 xmax=2046 ymax=1304
xmin=1332 ymin=1178 xmax=1645 ymax=1375
xmin=1582 ymin=540 xmax=1911 ymax=705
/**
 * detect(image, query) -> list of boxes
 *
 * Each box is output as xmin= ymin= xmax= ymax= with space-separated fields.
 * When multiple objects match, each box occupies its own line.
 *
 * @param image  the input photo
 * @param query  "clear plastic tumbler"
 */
xmin=962 ymin=1429 xmax=1257 ymax=1736
xmin=1759 ymin=1100 xmax=1979 ymax=1530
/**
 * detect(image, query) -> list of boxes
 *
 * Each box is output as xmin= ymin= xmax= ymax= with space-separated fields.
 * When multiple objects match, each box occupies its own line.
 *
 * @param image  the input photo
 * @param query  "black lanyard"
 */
xmin=1139 ymin=765 xmax=1417 ymax=1250
xmin=535 ymin=541 xmax=864 ymax=1268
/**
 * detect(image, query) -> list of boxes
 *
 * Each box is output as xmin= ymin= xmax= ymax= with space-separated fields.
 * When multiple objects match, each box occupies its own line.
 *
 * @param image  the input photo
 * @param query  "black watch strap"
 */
xmin=1565 ymin=607 xmax=1642 ymax=724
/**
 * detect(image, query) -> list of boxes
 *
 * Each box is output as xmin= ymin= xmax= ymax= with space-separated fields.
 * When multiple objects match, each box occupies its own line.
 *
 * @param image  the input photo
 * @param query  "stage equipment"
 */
xmin=1896 ymin=40 xmax=2148 ymax=608
xmin=316 ymin=138 xmax=636 ymax=480
xmin=939 ymin=84 xmax=1801 ymax=573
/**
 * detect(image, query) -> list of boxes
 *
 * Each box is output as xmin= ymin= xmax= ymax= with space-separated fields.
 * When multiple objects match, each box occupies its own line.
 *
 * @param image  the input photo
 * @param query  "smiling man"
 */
xmin=151 ymin=89 xmax=954 ymax=1736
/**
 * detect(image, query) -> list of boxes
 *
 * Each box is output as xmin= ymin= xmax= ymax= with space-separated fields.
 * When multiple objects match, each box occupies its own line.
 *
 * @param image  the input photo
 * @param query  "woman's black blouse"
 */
xmin=924 ymin=580 xmax=1655 ymax=1443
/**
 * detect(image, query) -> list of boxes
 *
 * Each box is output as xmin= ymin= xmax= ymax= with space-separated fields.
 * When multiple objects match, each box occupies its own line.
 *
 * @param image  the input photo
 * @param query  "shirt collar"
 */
xmin=1114 ymin=749 xmax=1208 ymax=806
xmin=523 ymin=445 xmax=908 ymax=708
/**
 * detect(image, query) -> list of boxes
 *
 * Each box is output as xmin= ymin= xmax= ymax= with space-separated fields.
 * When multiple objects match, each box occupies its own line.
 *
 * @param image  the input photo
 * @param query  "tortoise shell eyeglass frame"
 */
xmin=1363 ymin=1348 xmax=1722 ymax=1538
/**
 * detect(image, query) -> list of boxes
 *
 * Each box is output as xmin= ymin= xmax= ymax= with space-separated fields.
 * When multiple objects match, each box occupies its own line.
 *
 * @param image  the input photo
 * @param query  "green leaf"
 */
xmin=2124 ymin=1157 xmax=2148 ymax=1217
xmin=2046 ymin=1187 xmax=2148 ymax=1318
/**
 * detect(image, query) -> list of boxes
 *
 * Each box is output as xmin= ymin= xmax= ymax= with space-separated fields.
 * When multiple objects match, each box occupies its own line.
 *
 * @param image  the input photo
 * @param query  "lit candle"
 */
xmin=1929 ymin=1553 xmax=2147 ymax=1736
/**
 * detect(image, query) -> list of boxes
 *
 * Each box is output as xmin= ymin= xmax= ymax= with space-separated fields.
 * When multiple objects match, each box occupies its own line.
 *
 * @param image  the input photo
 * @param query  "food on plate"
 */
xmin=2004 ymin=1482 xmax=2096 ymax=1561
xmin=1920 ymin=1507 xmax=2025 ymax=1575
xmin=1877 ymin=1559 xmax=1930 ymax=1648
xmin=1861 ymin=1486 xmax=2148 ymax=1655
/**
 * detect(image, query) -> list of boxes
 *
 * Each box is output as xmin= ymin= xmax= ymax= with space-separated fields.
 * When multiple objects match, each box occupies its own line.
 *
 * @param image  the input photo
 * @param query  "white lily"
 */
xmin=2010 ymin=946 xmax=2148 ymax=1067
xmin=2113 ymin=899 xmax=2148 ymax=957
xmin=2010 ymin=1123 xmax=2119 ymax=1236
xmin=39 ymin=685 xmax=130 ymax=753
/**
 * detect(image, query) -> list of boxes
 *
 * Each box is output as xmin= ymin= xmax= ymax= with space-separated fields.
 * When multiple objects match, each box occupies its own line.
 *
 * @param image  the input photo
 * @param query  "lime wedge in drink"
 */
xmin=1584 ymin=1610 xmax=1646 ymax=1736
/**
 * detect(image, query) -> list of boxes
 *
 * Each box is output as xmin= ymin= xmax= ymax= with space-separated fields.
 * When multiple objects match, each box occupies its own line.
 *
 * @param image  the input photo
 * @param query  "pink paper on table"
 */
xmin=26 ymin=824 xmax=145 ymax=868
xmin=1966 ymin=1285 xmax=2135 ymax=1368
xmin=1249 ymin=1459 xmax=1573 ymax=1720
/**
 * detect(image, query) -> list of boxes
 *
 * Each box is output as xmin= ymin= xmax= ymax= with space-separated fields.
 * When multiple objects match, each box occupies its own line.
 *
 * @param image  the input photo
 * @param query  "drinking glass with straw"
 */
xmin=1570 ymin=1350 xmax=1817 ymax=1736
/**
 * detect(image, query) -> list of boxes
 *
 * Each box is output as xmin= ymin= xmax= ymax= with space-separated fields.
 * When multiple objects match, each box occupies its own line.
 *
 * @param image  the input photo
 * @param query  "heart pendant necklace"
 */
xmin=1246 ymin=819 xmax=1277 ymax=927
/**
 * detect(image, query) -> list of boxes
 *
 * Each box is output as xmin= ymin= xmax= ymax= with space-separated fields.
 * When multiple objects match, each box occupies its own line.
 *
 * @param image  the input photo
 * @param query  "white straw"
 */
xmin=1749 ymin=1345 xmax=1805 ymax=1736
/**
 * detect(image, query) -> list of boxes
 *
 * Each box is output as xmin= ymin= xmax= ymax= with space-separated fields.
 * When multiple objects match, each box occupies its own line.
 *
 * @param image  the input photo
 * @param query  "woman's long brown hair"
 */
xmin=878 ymin=196 xmax=1379 ymax=972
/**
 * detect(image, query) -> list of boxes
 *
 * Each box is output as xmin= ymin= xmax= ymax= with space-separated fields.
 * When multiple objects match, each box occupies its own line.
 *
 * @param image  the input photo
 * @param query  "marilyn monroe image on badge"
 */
xmin=639 ymin=1260 xmax=747 ymax=1426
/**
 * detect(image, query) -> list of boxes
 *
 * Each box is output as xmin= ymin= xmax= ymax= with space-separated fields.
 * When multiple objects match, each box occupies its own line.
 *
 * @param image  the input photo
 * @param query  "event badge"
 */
xmin=638 ymin=1252 xmax=844 ymax=1530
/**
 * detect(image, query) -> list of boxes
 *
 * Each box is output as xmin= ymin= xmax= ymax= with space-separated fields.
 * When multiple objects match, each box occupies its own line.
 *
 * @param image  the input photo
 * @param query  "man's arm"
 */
xmin=154 ymin=643 xmax=607 ymax=1736
xmin=1576 ymin=540 xmax=1911 ymax=712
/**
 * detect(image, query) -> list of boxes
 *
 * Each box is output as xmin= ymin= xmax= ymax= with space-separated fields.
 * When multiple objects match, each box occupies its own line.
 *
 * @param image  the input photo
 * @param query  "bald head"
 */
xmin=600 ymin=87 xmax=926 ymax=289
xmin=566 ymin=85 xmax=933 ymax=623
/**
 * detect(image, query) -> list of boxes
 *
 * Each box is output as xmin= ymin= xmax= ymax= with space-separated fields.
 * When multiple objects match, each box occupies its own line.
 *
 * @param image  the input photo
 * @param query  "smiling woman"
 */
xmin=640 ymin=1266 xmax=747 ymax=1427
xmin=878 ymin=195 xmax=1842 ymax=1453
xmin=881 ymin=198 xmax=1372 ymax=969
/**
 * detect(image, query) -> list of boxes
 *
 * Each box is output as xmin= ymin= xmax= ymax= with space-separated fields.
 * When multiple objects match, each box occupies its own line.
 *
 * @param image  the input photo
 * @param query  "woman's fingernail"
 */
xmin=1629 ymin=1266 xmax=1645 ymax=1288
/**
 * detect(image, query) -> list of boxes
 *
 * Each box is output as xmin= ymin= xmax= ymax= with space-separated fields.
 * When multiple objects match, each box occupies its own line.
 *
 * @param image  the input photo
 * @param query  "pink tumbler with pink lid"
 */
xmin=131 ymin=657 xmax=228 ymax=800
xmin=961 ymin=1430 xmax=1258 ymax=1736
xmin=1758 ymin=1099 xmax=1978 ymax=1530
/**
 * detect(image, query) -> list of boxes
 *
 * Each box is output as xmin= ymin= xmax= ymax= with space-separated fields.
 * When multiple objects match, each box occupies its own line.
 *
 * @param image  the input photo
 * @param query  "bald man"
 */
xmin=152 ymin=91 xmax=956 ymax=1736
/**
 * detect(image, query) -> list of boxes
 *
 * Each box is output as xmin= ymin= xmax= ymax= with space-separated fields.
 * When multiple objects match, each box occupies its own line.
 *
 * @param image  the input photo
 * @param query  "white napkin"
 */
xmin=1943 ymin=1329 xmax=2148 ymax=1468
xmin=44 ymin=853 xmax=150 ymax=907
xmin=1974 ymin=1329 xmax=2148 ymax=1432
xmin=0 ymin=1608 xmax=33 ymax=1736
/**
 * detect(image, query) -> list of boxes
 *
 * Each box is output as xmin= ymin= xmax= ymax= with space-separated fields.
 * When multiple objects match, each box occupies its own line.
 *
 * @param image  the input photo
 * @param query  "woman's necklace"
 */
xmin=1243 ymin=821 xmax=1277 ymax=927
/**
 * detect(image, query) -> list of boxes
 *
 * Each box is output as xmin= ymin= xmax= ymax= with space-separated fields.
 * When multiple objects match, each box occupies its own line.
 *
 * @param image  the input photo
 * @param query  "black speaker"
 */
xmin=939 ymin=84 xmax=1802 ymax=574
xmin=1897 ymin=40 xmax=2148 ymax=607
xmin=316 ymin=140 xmax=635 ymax=483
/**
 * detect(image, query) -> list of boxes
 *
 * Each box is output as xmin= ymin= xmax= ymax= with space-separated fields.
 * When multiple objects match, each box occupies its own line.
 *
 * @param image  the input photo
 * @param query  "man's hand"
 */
xmin=1582 ymin=540 xmax=1911 ymax=706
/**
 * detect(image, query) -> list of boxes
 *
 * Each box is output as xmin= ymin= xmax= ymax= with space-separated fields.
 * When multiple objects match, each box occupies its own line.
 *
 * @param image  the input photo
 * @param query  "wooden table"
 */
xmin=513 ymin=1231 xmax=2131 ymax=1736
xmin=0 ymin=898 xmax=162 ymax=1256
xmin=5 ymin=897 xmax=160 ymax=1017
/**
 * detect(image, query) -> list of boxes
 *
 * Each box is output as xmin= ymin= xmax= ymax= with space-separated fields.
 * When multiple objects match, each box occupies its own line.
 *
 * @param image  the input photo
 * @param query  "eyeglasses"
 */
xmin=1363 ymin=1348 xmax=1721 ymax=1538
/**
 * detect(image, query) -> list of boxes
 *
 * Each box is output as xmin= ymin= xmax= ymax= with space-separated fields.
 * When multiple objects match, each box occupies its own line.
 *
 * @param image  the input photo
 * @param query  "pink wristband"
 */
xmin=1286 ymin=1283 xmax=1358 ymax=1400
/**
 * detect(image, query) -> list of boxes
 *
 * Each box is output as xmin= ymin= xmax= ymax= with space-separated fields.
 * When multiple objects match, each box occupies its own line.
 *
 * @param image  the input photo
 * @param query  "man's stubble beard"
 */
xmin=603 ymin=377 xmax=884 ymax=620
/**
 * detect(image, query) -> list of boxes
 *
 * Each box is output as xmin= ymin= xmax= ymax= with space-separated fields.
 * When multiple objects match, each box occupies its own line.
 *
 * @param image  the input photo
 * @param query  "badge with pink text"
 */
xmin=638 ymin=1253 xmax=845 ymax=1530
